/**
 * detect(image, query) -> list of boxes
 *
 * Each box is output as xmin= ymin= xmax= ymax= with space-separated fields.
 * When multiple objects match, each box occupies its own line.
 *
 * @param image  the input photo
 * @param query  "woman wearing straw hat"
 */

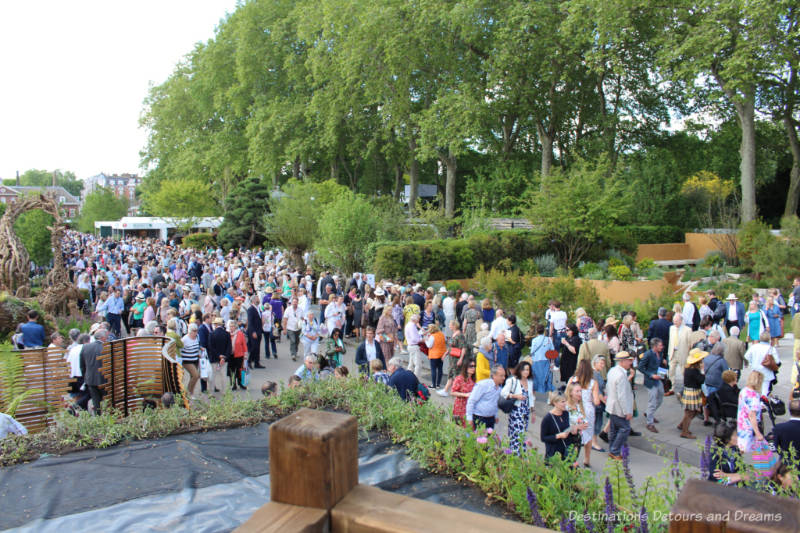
xmin=678 ymin=348 xmax=707 ymax=439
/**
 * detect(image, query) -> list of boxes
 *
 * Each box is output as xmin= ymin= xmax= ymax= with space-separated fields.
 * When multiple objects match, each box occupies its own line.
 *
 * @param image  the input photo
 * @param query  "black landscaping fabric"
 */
xmin=0 ymin=422 xmax=511 ymax=531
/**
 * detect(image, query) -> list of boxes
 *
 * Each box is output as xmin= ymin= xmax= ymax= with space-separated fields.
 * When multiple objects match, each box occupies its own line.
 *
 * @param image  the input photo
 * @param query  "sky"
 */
xmin=0 ymin=0 xmax=239 ymax=182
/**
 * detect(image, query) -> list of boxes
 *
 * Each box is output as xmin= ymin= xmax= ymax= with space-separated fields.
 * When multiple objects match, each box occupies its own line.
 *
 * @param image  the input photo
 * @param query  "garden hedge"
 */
xmin=181 ymin=232 xmax=217 ymax=249
xmin=372 ymin=225 xmax=684 ymax=279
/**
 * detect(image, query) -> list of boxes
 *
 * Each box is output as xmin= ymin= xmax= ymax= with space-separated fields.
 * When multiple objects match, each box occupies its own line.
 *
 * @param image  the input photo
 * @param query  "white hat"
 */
xmin=89 ymin=322 xmax=102 ymax=334
xmin=726 ymin=293 xmax=738 ymax=300
xmin=374 ymin=288 xmax=385 ymax=296
xmin=438 ymin=287 xmax=447 ymax=294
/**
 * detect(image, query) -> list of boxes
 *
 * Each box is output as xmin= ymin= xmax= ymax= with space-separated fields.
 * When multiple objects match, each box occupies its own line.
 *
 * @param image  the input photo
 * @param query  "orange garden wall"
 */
xmin=636 ymin=232 xmax=733 ymax=261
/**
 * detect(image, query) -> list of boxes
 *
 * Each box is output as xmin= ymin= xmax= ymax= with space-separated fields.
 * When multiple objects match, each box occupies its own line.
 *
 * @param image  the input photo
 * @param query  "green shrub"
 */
xmin=608 ymin=264 xmax=633 ymax=280
xmin=702 ymin=251 xmax=726 ymax=268
xmin=372 ymin=230 xmax=550 ymax=279
xmin=445 ymin=281 xmax=463 ymax=292
xmin=608 ymin=257 xmax=624 ymax=268
xmin=635 ymin=258 xmax=656 ymax=272
xmin=533 ymin=254 xmax=558 ymax=277
xmin=181 ymin=232 xmax=217 ymax=249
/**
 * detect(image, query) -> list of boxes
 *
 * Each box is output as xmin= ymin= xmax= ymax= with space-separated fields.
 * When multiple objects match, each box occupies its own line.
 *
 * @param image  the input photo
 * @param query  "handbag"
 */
xmin=199 ymin=357 xmax=211 ymax=379
xmin=450 ymin=347 xmax=463 ymax=358
xmin=545 ymin=349 xmax=559 ymax=360
xmin=240 ymin=367 xmax=250 ymax=387
xmin=498 ymin=378 xmax=518 ymax=414
xmin=752 ymin=440 xmax=778 ymax=478
xmin=762 ymin=349 xmax=779 ymax=372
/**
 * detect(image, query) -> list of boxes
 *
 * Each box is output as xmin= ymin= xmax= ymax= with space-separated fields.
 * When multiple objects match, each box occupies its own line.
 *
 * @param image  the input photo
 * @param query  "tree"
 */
xmin=144 ymin=178 xmax=218 ymax=233
xmin=3 ymin=169 xmax=83 ymax=197
xmin=77 ymin=187 xmax=129 ymax=233
xmin=217 ymin=176 xmax=272 ymax=250
xmin=658 ymin=0 xmax=777 ymax=223
xmin=525 ymin=158 xmax=632 ymax=267
xmin=315 ymin=193 xmax=382 ymax=273
xmin=266 ymin=179 xmax=349 ymax=266
xmin=15 ymin=209 xmax=55 ymax=266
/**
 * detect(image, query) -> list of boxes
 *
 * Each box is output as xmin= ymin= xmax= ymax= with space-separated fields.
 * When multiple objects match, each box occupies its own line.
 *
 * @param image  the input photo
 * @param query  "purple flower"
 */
xmin=526 ymin=487 xmax=546 ymax=528
xmin=503 ymin=447 xmax=513 ymax=455
xmin=560 ymin=515 xmax=576 ymax=533
xmin=583 ymin=510 xmax=596 ymax=532
xmin=476 ymin=436 xmax=488 ymax=444
xmin=621 ymin=444 xmax=637 ymax=498
xmin=486 ymin=427 xmax=494 ymax=434
xmin=639 ymin=505 xmax=649 ymax=533
xmin=604 ymin=477 xmax=615 ymax=533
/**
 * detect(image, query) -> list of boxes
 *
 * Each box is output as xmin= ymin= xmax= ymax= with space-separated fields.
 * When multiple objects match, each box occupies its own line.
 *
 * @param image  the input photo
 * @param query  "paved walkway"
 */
xmin=189 ymin=325 xmax=796 ymax=486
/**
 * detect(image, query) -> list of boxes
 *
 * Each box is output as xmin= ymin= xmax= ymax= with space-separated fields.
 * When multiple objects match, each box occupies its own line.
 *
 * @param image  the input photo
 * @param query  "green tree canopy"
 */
xmin=315 ymin=192 xmax=383 ymax=274
xmin=525 ymin=159 xmax=632 ymax=267
xmin=144 ymin=178 xmax=218 ymax=232
xmin=217 ymin=176 xmax=272 ymax=250
xmin=77 ymin=187 xmax=129 ymax=233
xmin=15 ymin=209 xmax=55 ymax=266
xmin=3 ymin=169 xmax=83 ymax=197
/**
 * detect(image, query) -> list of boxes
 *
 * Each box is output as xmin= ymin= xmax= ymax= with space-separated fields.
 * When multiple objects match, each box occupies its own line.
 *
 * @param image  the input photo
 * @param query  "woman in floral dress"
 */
xmin=737 ymin=371 xmax=765 ymax=453
xmin=501 ymin=361 xmax=534 ymax=454
xmin=462 ymin=300 xmax=481 ymax=358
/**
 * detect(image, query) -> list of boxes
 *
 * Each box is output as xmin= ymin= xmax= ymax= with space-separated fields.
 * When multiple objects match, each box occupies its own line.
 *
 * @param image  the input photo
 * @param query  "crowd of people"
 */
xmin=5 ymin=230 xmax=800 ymax=488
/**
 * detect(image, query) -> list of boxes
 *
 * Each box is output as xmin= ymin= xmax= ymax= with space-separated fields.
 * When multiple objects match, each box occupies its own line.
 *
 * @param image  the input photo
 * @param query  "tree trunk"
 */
xmin=408 ymin=138 xmax=419 ymax=212
xmin=537 ymin=124 xmax=554 ymax=179
xmin=300 ymin=160 xmax=308 ymax=181
xmin=735 ymin=98 xmax=757 ymax=223
xmin=784 ymin=116 xmax=800 ymax=218
xmin=292 ymin=157 xmax=300 ymax=179
xmin=330 ymin=160 xmax=339 ymax=182
xmin=441 ymin=150 xmax=457 ymax=218
xmin=273 ymin=172 xmax=279 ymax=188
xmin=393 ymin=164 xmax=403 ymax=201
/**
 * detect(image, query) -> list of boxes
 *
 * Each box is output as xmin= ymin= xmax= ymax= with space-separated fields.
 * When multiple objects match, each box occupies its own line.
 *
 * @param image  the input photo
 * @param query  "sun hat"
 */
xmin=604 ymin=316 xmax=619 ymax=327
xmin=687 ymin=348 xmax=709 ymax=366
xmin=726 ymin=293 xmax=738 ymax=300
xmin=374 ymin=288 xmax=385 ymax=296
xmin=135 ymin=294 xmax=145 ymax=301
xmin=614 ymin=351 xmax=634 ymax=361
xmin=438 ymin=287 xmax=447 ymax=294
xmin=213 ymin=317 xmax=224 ymax=325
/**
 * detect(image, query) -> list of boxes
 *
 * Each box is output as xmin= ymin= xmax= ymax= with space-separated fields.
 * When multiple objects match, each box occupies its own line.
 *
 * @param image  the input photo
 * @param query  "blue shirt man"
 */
xmin=466 ymin=366 xmax=506 ymax=430
xmin=20 ymin=311 xmax=45 ymax=348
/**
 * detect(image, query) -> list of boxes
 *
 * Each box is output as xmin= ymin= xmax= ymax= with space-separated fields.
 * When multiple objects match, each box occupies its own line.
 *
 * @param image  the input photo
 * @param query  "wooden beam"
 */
xmin=670 ymin=479 xmax=800 ymax=533
xmin=234 ymin=501 xmax=328 ymax=533
xmin=269 ymin=408 xmax=358 ymax=510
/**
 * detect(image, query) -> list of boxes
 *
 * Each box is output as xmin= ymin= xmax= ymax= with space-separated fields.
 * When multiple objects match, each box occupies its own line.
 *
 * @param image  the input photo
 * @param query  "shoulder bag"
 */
xmin=498 ymin=377 xmax=518 ymax=414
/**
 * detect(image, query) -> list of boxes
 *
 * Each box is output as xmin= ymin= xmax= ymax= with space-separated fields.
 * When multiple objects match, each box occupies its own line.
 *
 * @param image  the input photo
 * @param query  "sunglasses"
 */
xmin=468 ymin=364 xmax=476 ymax=368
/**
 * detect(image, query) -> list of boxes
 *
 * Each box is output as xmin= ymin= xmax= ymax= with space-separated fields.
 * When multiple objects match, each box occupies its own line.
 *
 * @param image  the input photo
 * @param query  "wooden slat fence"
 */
xmin=1 ymin=346 xmax=71 ymax=433
xmin=3 ymin=336 xmax=186 ymax=432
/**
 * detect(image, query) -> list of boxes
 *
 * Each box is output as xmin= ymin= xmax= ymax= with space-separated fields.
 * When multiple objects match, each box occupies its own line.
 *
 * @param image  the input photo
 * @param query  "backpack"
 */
xmin=416 ymin=382 xmax=430 ymax=403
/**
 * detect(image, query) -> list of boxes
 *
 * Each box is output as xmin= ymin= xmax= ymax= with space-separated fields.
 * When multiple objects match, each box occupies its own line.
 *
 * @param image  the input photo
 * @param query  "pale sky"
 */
xmin=0 ymin=0 xmax=239 ymax=181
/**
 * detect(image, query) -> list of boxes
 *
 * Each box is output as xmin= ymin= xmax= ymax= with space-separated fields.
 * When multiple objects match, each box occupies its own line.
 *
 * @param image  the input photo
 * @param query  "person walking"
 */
xmin=605 ymin=351 xmax=635 ymax=460
xmin=638 ymin=337 xmax=666 ymax=433
xmin=80 ymin=328 xmax=108 ymax=414
xmin=425 ymin=324 xmax=447 ymax=389
xmin=405 ymin=314 xmax=423 ymax=377
xmin=541 ymin=393 xmax=582 ymax=460
xmin=678 ymin=348 xmax=707 ymax=439
xmin=282 ymin=297 xmax=302 ymax=361
xmin=180 ymin=323 xmax=202 ymax=399
xmin=451 ymin=359 xmax=476 ymax=426
xmin=501 ymin=361 xmax=535 ymax=455
xmin=466 ymin=366 xmax=506 ymax=431
xmin=246 ymin=295 xmax=265 ymax=369
xmin=208 ymin=317 xmax=231 ymax=393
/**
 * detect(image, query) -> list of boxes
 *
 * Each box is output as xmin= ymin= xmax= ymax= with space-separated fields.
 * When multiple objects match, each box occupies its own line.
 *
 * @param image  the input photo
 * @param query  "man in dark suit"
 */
xmin=355 ymin=326 xmax=385 ymax=374
xmin=716 ymin=294 xmax=746 ymax=334
xmin=772 ymin=400 xmax=800 ymax=459
xmin=387 ymin=357 xmax=419 ymax=401
xmin=506 ymin=314 xmax=523 ymax=369
xmin=80 ymin=328 xmax=107 ymax=415
xmin=208 ymin=317 xmax=232 ymax=393
xmin=198 ymin=313 xmax=213 ymax=393
xmin=647 ymin=308 xmax=671 ymax=350
xmin=246 ymin=296 xmax=265 ymax=369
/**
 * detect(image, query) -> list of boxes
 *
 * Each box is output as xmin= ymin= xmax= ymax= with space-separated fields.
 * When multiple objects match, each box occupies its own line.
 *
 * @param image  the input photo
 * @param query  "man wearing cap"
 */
xmin=716 ymin=294 xmax=745 ymax=334
xmin=605 ymin=351 xmax=635 ymax=459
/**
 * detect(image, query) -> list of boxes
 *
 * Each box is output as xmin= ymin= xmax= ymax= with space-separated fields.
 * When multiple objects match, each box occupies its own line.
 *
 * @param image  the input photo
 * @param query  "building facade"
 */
xmin=0 ymin=184 xmax=80 ymax=220
xmin=83 ymin=173 xmax=142 ymax=203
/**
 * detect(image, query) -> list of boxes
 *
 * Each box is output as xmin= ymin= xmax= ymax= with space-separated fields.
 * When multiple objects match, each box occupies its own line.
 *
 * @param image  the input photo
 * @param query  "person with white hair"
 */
xmin=475 ymin=335 xmax=495 ymax=382
xmin=301 ymin=311 xmax=321 ymax=356
xmin=294 ymin=354 xmax=317 ymax=381
xmin=722 ymin=325 xmax=746 ymax=380
xmin=404 ymin=314 xmax=423 ymax=377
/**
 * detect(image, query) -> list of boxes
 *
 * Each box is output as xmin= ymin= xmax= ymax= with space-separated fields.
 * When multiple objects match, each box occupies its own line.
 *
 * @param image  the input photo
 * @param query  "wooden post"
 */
xmin=670 ymin=479 xmax=800 ymax=532
xmin=269 ymin=408 xmax=358 ymax=510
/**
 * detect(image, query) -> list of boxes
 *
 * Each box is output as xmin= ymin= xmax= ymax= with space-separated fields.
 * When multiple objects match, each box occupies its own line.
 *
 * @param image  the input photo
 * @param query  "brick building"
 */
xmin=0 ymin=184 xmax=81 ymax=221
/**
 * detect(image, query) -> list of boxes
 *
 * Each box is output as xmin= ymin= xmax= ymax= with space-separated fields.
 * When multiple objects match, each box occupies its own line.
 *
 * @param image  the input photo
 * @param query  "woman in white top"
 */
xmin=325 ymin=295 xmax=346 ymax=336
xmin=567 ymin=359 xmax=600 ymax=467
xmin=501 ymin=361 xmax=535 ymax=455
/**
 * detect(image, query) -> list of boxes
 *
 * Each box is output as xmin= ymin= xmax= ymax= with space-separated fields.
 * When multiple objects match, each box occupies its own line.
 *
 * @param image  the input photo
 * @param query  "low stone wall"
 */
xmin=636 ymin=232 xmax=733 ymax=262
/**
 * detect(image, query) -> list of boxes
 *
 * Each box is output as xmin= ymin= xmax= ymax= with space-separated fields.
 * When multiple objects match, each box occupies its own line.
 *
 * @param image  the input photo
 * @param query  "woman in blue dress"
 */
xmin=530 ymin=324 xmax=555 ymax=392
xmin=746 ymin=301 xmax=767 ymax=343
xmin=764 ymin=296 xmax=782 ymax=347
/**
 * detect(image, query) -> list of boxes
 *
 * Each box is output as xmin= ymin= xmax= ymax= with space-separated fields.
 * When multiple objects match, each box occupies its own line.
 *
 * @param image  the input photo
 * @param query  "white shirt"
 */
xmin=550 ymin=310 xmax=567 ymax=331
xmin=365 ymin=341 xmax=377 ymax=361
xmin=66 ymin=344 xmax=83 ymax=377
xmin=728 ymin=303 xmax=738 ymax=322
xmin=442 ymin=297 xmax=455 ymax=319
xmin=284 ymin=305 xmax=302 ymax=331
xmin=490 ymin=316 xmax=509 ymax=340
xmin=682 ymin=301 xmax=695 ymax=326
xmin=744 ymin=342 xmax=775 ymax=395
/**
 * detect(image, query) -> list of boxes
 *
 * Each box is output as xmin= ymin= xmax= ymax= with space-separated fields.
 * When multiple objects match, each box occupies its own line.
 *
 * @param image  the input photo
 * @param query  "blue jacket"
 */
xmin=638 ymin=348 xmax=663 ymax=389
xmin=388 ymin=368 xmax=419 ymax=401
